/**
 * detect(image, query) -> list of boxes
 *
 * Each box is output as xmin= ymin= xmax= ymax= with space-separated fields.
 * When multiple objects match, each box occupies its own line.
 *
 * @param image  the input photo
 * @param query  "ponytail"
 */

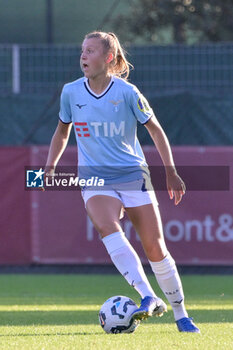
xmin=84 ymin=31 xmax=133 ymax=80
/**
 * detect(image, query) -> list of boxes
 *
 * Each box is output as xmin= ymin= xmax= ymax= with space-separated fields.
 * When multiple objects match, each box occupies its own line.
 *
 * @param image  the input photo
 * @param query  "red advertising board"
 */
xmin=0 ymin=146 xmax=232 ymax=265
xmin=0 ymin=147 xmax=31 ymax=264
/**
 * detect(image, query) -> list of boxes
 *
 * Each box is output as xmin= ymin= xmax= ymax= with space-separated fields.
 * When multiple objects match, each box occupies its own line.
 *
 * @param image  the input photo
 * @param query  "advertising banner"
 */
xmin=0 ymin=146 xmax=232 ymax=265
xmin=29 ymin=146 xmax=233 ymax=265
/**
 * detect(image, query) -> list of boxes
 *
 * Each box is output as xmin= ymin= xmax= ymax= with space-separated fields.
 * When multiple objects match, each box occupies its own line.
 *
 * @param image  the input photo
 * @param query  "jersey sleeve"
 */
xmin=129 ymin=86 xmax=154 ymax=124
xmin=59 ymin=84 xmax=72 ymax=124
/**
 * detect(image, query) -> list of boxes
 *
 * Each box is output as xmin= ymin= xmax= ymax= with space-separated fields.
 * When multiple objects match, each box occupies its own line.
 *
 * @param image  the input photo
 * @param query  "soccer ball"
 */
xmin=99 ymin=295 xmax=140 ymax=334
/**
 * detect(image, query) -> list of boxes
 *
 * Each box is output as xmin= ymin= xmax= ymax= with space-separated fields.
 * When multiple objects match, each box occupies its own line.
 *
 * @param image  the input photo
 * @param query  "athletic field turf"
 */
xmin=0 ymin=274 xmax=232 ymax=350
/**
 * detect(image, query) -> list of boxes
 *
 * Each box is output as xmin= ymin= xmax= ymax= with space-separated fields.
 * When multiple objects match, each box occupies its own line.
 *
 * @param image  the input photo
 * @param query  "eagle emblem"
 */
xmin=109 ymin=100 xmax=123 ymax=112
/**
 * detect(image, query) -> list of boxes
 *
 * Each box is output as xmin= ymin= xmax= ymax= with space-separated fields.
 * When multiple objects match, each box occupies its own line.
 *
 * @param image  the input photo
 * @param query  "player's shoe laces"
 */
xmin=131 ymin=296 xmax=167 ymax=321
xmin=176 ymin=317 xmax=200 ymax=333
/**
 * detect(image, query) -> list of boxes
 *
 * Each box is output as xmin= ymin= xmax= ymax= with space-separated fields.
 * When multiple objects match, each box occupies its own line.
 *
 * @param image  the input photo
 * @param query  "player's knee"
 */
xmin=144 ymin=243 xmax=167 ymax=262
xmin=94 ymin=221 xmax=121 ymax=237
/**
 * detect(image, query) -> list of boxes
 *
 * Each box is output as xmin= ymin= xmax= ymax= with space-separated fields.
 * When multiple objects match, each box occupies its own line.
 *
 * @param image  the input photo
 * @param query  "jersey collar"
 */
xmin=84 ymin=76 xmax=114 ymax=99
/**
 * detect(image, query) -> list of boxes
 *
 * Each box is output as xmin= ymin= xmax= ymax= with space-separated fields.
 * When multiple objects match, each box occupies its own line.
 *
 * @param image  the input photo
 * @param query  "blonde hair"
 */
xmin=84 ymin=31 xmax=133 ymax=80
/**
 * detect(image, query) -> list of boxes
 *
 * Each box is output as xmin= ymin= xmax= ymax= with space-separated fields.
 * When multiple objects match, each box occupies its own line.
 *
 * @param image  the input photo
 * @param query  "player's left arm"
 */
xmin=144 ymin=115 xmax=186 ymax=205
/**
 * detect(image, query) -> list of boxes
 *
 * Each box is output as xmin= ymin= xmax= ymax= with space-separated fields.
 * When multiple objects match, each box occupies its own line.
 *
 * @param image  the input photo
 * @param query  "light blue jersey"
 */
xmin=59 ymin=75 xmax=154 ymax=183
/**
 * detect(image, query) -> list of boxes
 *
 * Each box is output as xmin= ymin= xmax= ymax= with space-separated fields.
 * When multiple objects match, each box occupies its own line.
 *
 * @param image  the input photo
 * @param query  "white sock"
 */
xmin=149 ymin=253 xmax=188 ymax=321
xmin=102 ymin=232 xmax=156 ymax=299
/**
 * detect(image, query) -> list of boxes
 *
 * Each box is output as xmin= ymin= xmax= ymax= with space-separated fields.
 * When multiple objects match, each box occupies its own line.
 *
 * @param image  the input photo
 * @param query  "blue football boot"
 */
xmin=176 ymin=317 xmax=200 ymax=333
xmin=131 ymin=296 xmax=167 ymax=321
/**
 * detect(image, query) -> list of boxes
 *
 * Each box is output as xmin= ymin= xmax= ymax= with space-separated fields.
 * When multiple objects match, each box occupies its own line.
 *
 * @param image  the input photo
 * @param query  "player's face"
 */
xmin=80 ymin=38 xmax=109 ymax=79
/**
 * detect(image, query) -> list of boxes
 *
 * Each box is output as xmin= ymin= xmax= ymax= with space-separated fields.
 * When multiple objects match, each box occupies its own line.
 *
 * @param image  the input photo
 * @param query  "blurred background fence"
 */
xmin=1 ymin=43 xmax=233 ymax=95
xmin=0 ymin=43 xmax=233 ymax=146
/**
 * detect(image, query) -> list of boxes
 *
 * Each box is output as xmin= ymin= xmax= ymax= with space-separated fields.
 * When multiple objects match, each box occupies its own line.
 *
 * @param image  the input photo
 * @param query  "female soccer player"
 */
xmin=45 ymin=31 xmax=200 ymax=333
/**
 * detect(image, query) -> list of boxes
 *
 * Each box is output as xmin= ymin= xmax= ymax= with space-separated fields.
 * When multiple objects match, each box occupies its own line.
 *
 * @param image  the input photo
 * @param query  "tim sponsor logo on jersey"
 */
xmin=74 ymin=121 xmax=125 ymax=137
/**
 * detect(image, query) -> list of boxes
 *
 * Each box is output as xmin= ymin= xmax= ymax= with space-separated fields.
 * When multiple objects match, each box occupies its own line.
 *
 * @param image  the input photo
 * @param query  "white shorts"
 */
xmin=81 ymin=178 xmax=159 ymax=214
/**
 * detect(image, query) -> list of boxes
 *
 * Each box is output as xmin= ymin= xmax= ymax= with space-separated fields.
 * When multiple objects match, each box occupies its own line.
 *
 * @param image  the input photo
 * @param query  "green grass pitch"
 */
xmin=0 ymin=273 xmax=232 ymax=350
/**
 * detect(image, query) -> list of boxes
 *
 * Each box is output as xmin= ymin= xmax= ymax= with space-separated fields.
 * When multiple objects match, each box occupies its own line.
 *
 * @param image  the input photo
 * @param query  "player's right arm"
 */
xmin=44 ymin=120 xmax=72 ymax=175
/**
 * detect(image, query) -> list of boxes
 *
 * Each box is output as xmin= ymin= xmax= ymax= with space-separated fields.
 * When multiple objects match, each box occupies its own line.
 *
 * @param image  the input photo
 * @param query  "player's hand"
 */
xmin=40 ymin=166 xmax=55 ymax=192
xmin=166 ymin=172 xmax=186 ymax=205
